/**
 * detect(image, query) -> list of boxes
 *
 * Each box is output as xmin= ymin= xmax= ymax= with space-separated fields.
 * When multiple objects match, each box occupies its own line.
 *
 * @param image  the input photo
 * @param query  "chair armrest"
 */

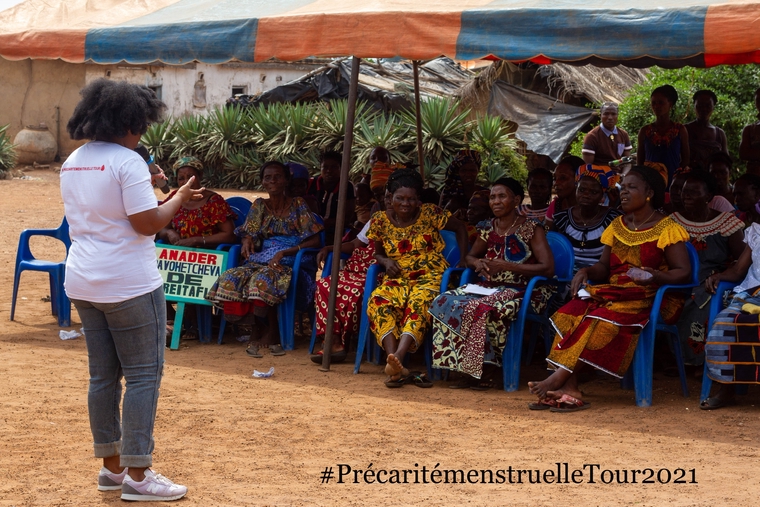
xmin=460 ymin=268 xmax=477 ymax=285
xmin=516 ymin=276 xmax=549 ymax=322
xmin=440 ymin=267 xmax=465 ymax=291
xmin=707 ymin=281 xmax=739 ymax=325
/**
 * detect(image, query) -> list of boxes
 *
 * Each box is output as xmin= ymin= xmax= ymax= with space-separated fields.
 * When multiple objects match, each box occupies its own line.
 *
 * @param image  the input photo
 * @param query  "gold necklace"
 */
xmin=497 ymin=213 xmax=520 ymax=236
xmin=629 ymin=209 xmax=657 ymax=231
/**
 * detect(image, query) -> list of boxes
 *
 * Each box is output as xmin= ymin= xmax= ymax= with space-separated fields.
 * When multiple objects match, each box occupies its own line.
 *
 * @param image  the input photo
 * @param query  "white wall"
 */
xmin=84 ymin=61 xmax=317 ymax=118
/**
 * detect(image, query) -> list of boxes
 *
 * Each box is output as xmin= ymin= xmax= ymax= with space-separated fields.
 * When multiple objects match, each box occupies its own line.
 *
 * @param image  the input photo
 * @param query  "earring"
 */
xmin=646 ymin=197 xmax=651 ymax=201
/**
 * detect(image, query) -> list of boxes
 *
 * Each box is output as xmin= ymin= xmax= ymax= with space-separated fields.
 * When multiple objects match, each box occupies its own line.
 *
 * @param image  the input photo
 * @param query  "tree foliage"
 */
xmin=618 ymin=65 xmax=760 ymax=174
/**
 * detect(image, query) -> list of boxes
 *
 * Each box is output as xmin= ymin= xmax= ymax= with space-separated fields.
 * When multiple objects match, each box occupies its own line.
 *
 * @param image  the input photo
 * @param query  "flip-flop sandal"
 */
xmin=449 ymin=377 xmax=477 ymax=389
xmin=549 ymin=394 xmax=591 ymax=412
xmin=246 ymin=343 xmax=263 ymax=358
xmin=384 ymin=375 xmax=408 ymax=388
xmin=699 ymin=396 xmax=736 ymax=410
xmin=268 ymin=344 xmax=286 ymax=356
xmin=411 ymin=373 xmax=434 ymax=388
xmin=528 ymin=398 xmax=560 ymax=410
xmin=470 ymin=379 xmax=497 ymax=391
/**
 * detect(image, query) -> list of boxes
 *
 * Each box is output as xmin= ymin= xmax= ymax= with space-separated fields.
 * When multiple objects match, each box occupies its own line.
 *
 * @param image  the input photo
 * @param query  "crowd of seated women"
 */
xmin=148 ymin=84 xmax=760 ymax=412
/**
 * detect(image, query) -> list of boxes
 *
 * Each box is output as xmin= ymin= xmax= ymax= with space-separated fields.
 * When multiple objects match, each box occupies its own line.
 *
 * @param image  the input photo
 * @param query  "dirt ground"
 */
xmin=1 ymin=168 xmax=759 ymax=507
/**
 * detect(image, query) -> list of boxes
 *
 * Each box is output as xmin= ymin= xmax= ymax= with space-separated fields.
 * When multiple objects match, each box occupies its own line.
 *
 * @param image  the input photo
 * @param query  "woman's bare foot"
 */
xmin=385 ymin=353 xmax=404 ymax=378
xmin=528 ymin=369 xmax=572 ymax=399
xmin=546 ymin=387 xmax=583 ymax=401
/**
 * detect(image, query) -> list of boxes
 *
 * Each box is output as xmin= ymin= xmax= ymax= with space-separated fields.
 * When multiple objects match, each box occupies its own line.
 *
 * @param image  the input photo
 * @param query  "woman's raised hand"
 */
xmin=176 ymin=175 xmax=205 ymax=202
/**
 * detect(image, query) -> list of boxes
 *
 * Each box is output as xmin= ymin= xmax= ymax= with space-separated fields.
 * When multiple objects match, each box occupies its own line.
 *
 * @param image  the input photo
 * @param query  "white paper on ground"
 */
xmin=252 ymin=367 xmax=275 ymax=378
xmin=59 ymin=329 xmax=82 ymax=340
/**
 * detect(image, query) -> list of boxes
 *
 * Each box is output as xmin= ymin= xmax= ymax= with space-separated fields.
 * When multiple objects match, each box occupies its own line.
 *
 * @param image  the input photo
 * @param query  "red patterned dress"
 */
xmin=314 ymin=242 xmax=376 ymax=346
xmin=161 ymin=191 xmax=236 ymax=239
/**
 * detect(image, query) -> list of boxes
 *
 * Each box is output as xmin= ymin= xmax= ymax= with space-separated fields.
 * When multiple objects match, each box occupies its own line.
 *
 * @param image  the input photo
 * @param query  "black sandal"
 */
xmin=246 ymin=343 xmax=263 ymax=358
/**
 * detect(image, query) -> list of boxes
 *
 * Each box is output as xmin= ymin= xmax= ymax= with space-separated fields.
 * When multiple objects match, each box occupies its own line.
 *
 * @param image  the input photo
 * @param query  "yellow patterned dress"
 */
xmin=366 ymin=204 xmax=451 ymax=352
xmin=547 ymin=216 xmax=689 ymax=377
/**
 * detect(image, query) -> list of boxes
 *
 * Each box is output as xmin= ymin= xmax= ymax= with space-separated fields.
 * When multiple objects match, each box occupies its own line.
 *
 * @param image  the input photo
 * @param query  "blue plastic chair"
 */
xmin=623 ymin=241 xmax=699 ymax=407
xmin=700 ymin=280 xmax=740 ymax=402
xmin=353 ymin=230 xmax=462 ymax=375
xmin=11 ymin=217 xmax=72 ymax=327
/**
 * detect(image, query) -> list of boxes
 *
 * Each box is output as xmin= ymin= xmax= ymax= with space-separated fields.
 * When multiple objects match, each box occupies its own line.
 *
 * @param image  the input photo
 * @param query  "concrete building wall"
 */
xmin=0 ymin=58 xmax=317 ymax=159
xmin=83 ymin=61 xmax=317 ymax=118
xmin=0 ymin=58 xmax=86 ymax=157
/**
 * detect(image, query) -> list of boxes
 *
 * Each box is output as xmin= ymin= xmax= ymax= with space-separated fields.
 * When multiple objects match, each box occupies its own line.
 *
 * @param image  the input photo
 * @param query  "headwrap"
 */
xmin=287 ymin=162 xmax=310 ymax=180
xmin=576 ymin=164 xmax=621 ymax=190
xmin=469 ymin=189 xmax=490 ymax=207
xmin=370 ymin=162 xmax=403 ymax=191
xmin=442 ymin=149 xmax=482 ymax=200
xmin=173 ymin=156 xmax=204 ymax=173
xmin=643 ymin=161 xmax=669 ymax=187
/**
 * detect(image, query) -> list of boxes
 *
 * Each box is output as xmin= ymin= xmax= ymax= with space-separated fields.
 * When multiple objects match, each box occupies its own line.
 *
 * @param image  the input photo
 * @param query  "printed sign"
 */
xmin=155 ymin=245 xmax=228 ymax=305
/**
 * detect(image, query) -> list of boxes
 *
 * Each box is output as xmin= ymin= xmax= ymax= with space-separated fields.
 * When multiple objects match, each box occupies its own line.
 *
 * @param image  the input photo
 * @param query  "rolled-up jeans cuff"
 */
xmin=120 ymin=454 xmax=154 ymax=468
xmin=93 ymin=440 xmax=121 ymax=459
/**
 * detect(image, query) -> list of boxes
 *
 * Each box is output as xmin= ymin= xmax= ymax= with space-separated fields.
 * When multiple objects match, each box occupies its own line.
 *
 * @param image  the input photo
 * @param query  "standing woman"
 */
xmin=61 ymin=79 xmax=192 ymax=501
xmin=685 ymin=90 xmax=728 ymax=171
xmin=637 ymin=84 xmax=690 ymax=186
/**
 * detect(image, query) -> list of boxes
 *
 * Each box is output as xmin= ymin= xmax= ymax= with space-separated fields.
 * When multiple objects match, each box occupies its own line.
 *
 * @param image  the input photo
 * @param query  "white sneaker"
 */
xmin=97 ymin=467 xmax=128 ymax=491
xmin=120 ymin=469 xmax=188 ymax=502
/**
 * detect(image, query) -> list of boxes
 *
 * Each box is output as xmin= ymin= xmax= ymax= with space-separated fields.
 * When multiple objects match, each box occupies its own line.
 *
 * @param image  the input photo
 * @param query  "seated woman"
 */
xmin=429 ymin=178 xmax=555 ymax=389
xmin=670 ymin=170 xmax=744 ymax=371
xmin=552 ymin=165 xmax=623 ymax=271
xmin=206 ymin=161 xmax=323 ymax=357
xmin=517 ymin=168 xmax=553 ymax=224
xmin=367 ymin=168 xmax=468 ymax=388
xmin=544 ymin=156 xmax=583 ymax=227
xmin=310 ymin=219 xmax=376 ymax=364
xmin=465 ymin=190 xmax=492 ymax=244
xmin=529 ymin=166 xmax=691 ymax=411
xmin=702 ymin=223 xmax=760 ymax=409
xmin=733 ymin=173 xmax=760 ymax=227
xmin=157 ymin=157 xmax=236 ymax=248
xmin=439 ymin=149 xmax=487 ymax=221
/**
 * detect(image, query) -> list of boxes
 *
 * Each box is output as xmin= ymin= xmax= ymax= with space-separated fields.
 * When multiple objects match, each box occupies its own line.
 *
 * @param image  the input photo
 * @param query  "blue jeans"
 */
xmin=71 ymin=287 xmax=165 ymax=468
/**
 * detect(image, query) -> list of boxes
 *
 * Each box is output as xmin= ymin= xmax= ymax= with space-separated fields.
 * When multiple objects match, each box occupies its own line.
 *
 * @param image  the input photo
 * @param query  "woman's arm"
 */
xmin=268 ymin=233 xmax=322 ymax=269
xmin=443 ymin=215 xmax=469 ymax=267
xmin=639 ymin=241 xmax=690 ymax=285
xmin=316 ymin=237 xmax=362 ymax=265
xmin=374 ymin=242 xmax=401 ymax=278
xmin=739 ymin=125 xmax=760 ymax=161
xmin=636 ymin=128 xmax=646 ymax=165
xmin=679 ymin=125 xmax=690 ymax=169
xmin=706 ymin=245 xmax=753 ymax=293
xmin=129 ymin=176 xmax=204 ymax=236
xmin=570 ymin=246 xmax=612 ymax=295
xmin=485 ymin=225 xmax=555 ymax=279
xmin=175 ymin=219 xmax=236 ymax=248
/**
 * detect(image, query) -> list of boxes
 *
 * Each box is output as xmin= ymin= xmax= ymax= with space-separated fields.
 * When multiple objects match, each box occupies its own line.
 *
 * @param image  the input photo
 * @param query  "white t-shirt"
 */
xmin=735 ymin=223 xmax=760 ymax=294
xmin=61 ymin=141 xmax=163 ymax=303
xmin=356 ymin=220 xmax=372 ymax=244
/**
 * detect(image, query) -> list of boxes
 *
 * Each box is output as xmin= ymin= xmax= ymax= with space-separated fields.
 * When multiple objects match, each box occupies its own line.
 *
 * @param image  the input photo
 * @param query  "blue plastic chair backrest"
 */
xmin=685 ymin=241 xmax=700 ymax=286
xmin=225 ymin=196 xmax=252 ymax=229
xmin=440 ymin=230 xmax=460 ymax=266
xmin=546 ymin=232 xmax=574 ymax=282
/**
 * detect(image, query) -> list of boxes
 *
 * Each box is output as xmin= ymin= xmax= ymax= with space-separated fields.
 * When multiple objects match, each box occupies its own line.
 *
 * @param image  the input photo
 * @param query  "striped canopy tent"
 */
xmin=4 ymin=0 xmax=758 ymax=369
xmin=1 ymin=0 xmax=759 ymax=67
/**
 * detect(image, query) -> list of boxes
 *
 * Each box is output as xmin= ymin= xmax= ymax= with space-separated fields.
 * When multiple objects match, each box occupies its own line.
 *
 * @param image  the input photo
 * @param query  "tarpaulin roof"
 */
xmin=1 ymin=0 xmax=759 ymax=67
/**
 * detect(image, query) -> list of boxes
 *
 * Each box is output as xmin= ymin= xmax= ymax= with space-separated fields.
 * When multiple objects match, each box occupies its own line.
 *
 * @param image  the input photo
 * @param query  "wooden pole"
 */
xmin=413 ymin=60 xmax=425 ymax=184
xmin=320 ymin=56 xmax=361 ymax=372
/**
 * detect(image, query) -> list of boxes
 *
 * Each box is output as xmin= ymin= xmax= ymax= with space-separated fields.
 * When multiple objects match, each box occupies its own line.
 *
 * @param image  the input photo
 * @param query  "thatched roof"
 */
xmin=458 ymin=61 xmax=648 ymax=113
xmin=541 ymin=63 xmax=648 ymax=104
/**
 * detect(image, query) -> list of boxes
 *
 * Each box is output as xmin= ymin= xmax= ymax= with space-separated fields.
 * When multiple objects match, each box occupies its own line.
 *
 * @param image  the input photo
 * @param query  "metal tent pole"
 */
xmin=320 ymin=56 xmax=361 ymax=372
xmin=413 ymin=60 xmax=425 ymax=184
